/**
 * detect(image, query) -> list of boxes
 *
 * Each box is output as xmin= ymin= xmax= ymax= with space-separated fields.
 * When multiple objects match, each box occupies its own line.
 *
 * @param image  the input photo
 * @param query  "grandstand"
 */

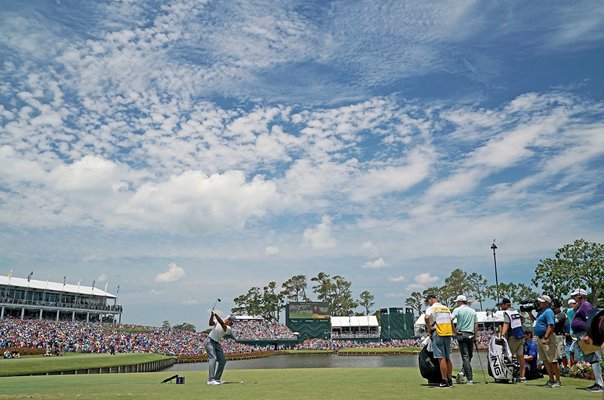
xmin=0 ymin=275 xmax=122 ymax=324
xmin=330 ymin=316 xmax=380 ymax=339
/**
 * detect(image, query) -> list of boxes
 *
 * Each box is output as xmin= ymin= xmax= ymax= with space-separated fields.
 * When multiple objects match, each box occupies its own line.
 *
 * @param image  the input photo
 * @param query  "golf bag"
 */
xmin=487 ymin=336 xmax=519 ymax=383
xmin=418 ymin=344 xmax=441 ymax=384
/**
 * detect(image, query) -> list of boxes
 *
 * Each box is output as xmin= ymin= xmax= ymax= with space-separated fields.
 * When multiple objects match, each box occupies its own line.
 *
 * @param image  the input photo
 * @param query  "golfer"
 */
xmin=204 ymin=312 xmax=236 ymax=385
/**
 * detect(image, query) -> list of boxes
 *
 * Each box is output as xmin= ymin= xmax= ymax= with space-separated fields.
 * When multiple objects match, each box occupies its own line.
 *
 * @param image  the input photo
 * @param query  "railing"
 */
xmin=0 ymin=298 xmax=122 ymax=312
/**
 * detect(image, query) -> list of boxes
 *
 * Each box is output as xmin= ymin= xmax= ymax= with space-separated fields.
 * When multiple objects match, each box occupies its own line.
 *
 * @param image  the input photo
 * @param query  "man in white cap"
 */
xmin=452 ymin=294 xmax=477 ymax=384
xmin=570 ymin=288 xmax=603 ymax=393
xmin=529 ymin=294 xmax=561 ymax=388
xmin=204 ymin=312 xmax=236 ymax=385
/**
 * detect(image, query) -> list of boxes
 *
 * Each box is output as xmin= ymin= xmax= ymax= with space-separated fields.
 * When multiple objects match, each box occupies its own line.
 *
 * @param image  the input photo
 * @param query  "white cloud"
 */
xmin=155 ymin=263 xmax=186 ymax=283
xmin=389 ymin=275 xmax=406 ymax=283
xmin=265 ymin=246 xmax=280 ymax=255
xmin=96 ymin=273 xmax=109 ymax=282
xmin=303 ymin=215 xmax=336 ymax=249
xmin=362 ymin=257 xmax=388 ymax=269
xmin=405 ymin=273 xmax=439 ymax=291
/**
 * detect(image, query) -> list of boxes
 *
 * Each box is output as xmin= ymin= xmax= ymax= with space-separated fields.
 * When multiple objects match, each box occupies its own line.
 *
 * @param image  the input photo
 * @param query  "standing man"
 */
xmin=452 ymin=294 xmax=477 ymax=385
xmin=570 ymin=288 xmax=603 ymax=393
xmin=530 ymin=295 xmax=561 ymax=388
xmin=566 ymin=298 xmax=577 ymax=366
xmin=424 ymin=294 xmax=455 ymax=388
xmin=204 ymin=312 xmax=236 ymax=385
xmin=499 ymin=298 xmax=526 ymax=382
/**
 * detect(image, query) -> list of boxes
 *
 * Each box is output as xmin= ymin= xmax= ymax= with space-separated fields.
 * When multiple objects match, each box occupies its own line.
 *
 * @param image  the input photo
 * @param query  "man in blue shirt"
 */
xmin=523 ymin=330 xmax=543 ymax=380
xmin=530 ymin=295 xmax=560 ymax=388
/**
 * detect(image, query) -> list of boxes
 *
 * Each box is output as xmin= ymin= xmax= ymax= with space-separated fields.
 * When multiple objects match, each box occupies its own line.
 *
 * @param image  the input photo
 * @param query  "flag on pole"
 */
xmin=117 ymin=285 xmax=120 ymax=295
xmin=91 ymin=280 xmax=95 ymax=291
xmin=63 ymin=276 xmax=66 ymax=286
xmin=8 ymin=270 xmax=12 ymax=284
xmin=27 ymin=271 xmax=33 ymax=282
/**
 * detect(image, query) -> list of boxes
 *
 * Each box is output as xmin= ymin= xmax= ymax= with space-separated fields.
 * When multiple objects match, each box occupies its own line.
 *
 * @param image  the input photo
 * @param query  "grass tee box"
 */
xmin=0 ymin=367 xmax=600 ymax=400
xmin=0 ymin=353 xmax=170 ymax=377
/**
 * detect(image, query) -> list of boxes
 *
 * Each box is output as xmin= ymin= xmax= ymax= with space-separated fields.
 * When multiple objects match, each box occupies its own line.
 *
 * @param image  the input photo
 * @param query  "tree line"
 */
xmin=231 ymin=273 xmax=375 ymax=321
xmin=230 ymin=239 xmax=603 ymax=320
xmin=405 ymin=239 xmax=603 ymax=316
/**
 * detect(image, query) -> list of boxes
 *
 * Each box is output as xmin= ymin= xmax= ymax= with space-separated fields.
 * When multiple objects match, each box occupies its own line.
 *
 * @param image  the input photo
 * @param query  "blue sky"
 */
xmin=1 ymin=0 xmax=603 ymax=328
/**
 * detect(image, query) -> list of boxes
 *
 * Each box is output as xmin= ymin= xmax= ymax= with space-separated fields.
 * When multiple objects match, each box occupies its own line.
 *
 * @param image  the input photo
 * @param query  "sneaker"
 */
xmin=448 ymin=378 xmax=453 ymax=387
xmin=517 ymin=377 xmax=526 ymax=383
xmin=586 ymin=385 xmax=603 ymax=393
xmin=466 ymin=380 xmax=474 ymax=385
xmin=207 ymin=380 xmax=221 ymax=385
xmin=542 ymin=380 xmax=555 ymax=387
xmin=550 ymin=381 xmax=562 ymax=388
xmin=438 ymin=381 xmax=450 ymax=388
xmin=456 ymin=372 xmax=464 ymax=384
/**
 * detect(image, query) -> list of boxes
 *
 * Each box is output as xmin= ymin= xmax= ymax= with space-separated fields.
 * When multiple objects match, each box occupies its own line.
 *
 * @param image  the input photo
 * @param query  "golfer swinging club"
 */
xmin=204 ymin=311 xmax=236 ymax=385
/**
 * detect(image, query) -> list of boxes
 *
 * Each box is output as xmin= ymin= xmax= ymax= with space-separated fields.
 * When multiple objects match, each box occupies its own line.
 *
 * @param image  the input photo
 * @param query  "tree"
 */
xmin=358 ymin=290 xmax=375 ymax=315
xmin=467 ymin=272 xmax=489 ymax=311
xmin=281 ymin=275 xmax=309 ymax=303
xmin=422 ymin=287 xmax=444 ymax=305
xmin=232 ymin=286 xmax=263 ymax=316
xmin=311 ymin=272 xmax=358 ymax=315
xmin=440 ymin=268 xmax=472 ymax=306
xmin=261 ymin=281 xmax=283 ymax=322
xmin=162 ymin=320 xmax=170 ymax=329
xmin=405 ymin=291 xmax=424 ymax=317
xmin=533 ymin=239 xmax=604 ymax=304
xmin=488 ymin=282 xmax=538 ymax=305
xmin=173 ymin=322 xmax=196 ymax=332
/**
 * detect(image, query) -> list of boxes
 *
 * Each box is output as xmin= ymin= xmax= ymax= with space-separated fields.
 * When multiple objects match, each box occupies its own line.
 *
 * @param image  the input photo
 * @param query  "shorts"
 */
xmin=432 ymin=332 xmax=451 ymax=359
xmin=537 ymin=335 xmax=558 ymax=363
xmin=507 ymin=337 xmax=523 ymax=358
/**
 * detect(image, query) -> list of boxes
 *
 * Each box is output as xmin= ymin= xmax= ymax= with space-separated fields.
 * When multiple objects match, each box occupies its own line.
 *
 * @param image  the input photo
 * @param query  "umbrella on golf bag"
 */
xmin=487 ymin=336 xmax=519 ymax=383
xmin=418 ymin=344 xmax=441 ymax=384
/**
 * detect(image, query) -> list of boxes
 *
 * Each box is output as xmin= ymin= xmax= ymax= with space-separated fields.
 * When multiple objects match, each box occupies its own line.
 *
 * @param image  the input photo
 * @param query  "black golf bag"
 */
xmin=418 ymin=344 xmax=441 ymax=384
xmin=487 ymin=336 xmax=519 ymax=383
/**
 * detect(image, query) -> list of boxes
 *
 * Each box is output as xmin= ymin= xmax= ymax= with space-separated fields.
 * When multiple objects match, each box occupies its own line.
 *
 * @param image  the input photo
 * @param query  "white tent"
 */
xmin=331 ymin=315 xmax=379 ymax=328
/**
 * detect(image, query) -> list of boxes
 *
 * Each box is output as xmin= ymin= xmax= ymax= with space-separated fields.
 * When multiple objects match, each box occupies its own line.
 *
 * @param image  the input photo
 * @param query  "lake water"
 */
xmin=166 ymin=352 xmax=489 ymax=371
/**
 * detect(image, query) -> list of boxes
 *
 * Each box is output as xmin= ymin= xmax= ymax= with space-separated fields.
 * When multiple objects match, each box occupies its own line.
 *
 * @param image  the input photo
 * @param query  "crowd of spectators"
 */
xmin=231 ymin=319 xmax=296 ymax=340
xmin=0 ymin=318 xmax=493 ymax=357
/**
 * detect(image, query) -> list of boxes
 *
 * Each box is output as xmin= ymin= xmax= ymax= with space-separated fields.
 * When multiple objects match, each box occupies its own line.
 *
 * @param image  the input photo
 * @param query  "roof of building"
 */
xmin=0 ymin=276 xmax=116 ymax=298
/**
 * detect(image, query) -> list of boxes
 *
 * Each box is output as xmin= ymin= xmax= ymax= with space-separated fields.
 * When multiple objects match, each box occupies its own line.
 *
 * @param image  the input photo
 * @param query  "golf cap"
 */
xmin=499 ymin=298 xmax=511 ymax=305
xmin=568 ymin=299 xmax=576 ymax=305
xmin=226 ymin=315 xmax=237 ymax=322
xmin=537 ymin=295 xmax=552 ymax=304
xmin=455 ymin=295 xmax=467 ymax=302
xmin=571 ymin=288 xmax=587 ymax=297
xmin=425 ymin=294 xmax=437 ymax=302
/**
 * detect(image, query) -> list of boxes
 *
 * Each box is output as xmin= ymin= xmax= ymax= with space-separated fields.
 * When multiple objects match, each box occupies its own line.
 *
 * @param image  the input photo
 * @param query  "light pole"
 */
xmin=491 ymin=240 xmax=500 ymax=306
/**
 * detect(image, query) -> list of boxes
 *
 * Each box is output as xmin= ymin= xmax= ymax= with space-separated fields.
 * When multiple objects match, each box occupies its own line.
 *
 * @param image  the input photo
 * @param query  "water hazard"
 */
xmin=167 ymin=352 xmax=488 ymax=371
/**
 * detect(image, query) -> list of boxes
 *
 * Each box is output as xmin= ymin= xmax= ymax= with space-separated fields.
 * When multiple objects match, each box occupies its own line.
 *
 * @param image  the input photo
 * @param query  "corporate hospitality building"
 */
xmin=0 ymin=275 xmax=122 ymax=323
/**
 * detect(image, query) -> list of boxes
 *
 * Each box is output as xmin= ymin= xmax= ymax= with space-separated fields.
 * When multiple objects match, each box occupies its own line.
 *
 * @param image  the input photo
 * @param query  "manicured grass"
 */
xmin=0 ymin=367 xmax=599 ymax=400
xmin=337 ymin=347 xmax=421 ymax=353
xmin=0 ymin=353 xmax=171 ymax=377
xmin=284 ymin=349 xmax=333 ymax=354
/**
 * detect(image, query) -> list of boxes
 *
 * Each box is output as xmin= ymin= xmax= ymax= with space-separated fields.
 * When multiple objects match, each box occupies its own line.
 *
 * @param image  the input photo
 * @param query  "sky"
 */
xmin=1 ymin=0 xmax=603 ymax=329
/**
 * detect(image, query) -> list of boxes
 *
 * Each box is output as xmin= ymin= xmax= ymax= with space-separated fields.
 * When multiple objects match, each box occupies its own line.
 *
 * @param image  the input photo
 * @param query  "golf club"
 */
xmin=212 ymin=298 xmax=221 ymax=312
xmin=474 ymin=339 xmax=488 ymax=384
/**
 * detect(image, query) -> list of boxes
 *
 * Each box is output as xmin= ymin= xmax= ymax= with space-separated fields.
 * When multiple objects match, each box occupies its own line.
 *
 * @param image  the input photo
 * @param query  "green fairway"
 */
xmin=0 ymin=353 xmax=171 ymax=377
xmin=0 ymin=367 xmax=600 ymax=400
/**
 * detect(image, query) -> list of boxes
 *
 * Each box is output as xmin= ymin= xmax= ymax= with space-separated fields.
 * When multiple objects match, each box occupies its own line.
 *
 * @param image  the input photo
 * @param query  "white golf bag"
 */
xmin=487 ymin=336 xmax=519 ymax=383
